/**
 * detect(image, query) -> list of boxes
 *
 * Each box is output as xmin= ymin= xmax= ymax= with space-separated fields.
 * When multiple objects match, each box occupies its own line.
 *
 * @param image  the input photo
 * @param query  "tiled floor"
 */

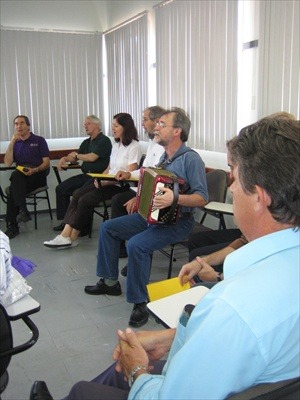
xmin=1 ymin=214 xmax=189 ymax=400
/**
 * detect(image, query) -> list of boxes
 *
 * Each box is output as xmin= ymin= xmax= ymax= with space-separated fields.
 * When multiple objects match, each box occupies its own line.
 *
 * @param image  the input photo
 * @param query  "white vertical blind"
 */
xmin=155 ymin=0 xmax=238 ymax=152
xmin=104 ymin=13 xmax=148 ymax=139
xmin=258 ymin=0 xmax=300 ymax=118
xmin=1 ymin=29 xmax=103 ymax=140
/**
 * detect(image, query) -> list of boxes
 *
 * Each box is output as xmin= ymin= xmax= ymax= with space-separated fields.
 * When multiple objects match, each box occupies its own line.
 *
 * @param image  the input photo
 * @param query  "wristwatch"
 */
xmin=128 ymin=365 xmax=148 ymax=387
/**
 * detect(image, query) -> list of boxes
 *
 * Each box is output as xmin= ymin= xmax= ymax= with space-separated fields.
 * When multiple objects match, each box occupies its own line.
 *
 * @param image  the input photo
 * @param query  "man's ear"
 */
xmin=254 ymin=185 xmax=272 ymax=211
xmin=174 ymin=127 xmax=182 ymax=138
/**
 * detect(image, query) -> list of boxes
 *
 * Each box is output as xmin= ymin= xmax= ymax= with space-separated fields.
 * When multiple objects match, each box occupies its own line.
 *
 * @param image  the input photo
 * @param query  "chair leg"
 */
xmin=89 ymin=209 xmax=94 ymax=238
xmin=167 ymin=244 xmax=176 ymax=279
xmin=219 ymin=214 xmax=227 ymax=229
xmin=33 ymin=194 xmax=38 ymax=230
xmin=200 ymin=212 xmax=207 ymax=225
xmin=45 ymin=190 xmax=53 ymax=220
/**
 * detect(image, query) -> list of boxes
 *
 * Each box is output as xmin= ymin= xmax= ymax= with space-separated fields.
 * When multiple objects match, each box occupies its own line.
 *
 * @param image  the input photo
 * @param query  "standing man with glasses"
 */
xmin=84 ymin=107 xmax=208 ymax=327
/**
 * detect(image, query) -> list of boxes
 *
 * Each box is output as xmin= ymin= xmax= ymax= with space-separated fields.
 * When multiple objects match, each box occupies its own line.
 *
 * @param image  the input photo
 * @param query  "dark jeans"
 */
xmin=6 ymin=169 xmax=48 ymax=225
xmin=110 ymin=189 xmax=136 ymax=219
xmin=55 ymin=174 xmax=93 ymax=220
xmin=63 ymin=182 xmax=130 ymax=232
xmin=64 ymin=360 xmax=166 ymax=400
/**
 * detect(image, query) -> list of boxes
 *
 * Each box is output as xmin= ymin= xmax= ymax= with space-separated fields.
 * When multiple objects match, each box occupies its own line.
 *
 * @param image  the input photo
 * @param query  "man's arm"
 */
xmin=4 ymin=133 xmax=19 ymax=166
xmin=179 ymin=236 xmax=247 ymax=284
xmin=178 ymin=192 xmax=207 ymax=208
xmin=69 ymin=152 xmax=100 ymax=163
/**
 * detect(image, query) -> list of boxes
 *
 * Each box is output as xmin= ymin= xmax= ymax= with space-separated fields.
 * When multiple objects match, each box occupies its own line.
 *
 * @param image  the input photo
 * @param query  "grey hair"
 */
xmin=227 ymin=119 xmax=300 ymax=227
xmin=162 ymin=107 xmax=191 ymax=142
xmin=146 ymin=106 xmax=166 ymax=121
xmin=86 ymin=115 xmax=101 ymax=128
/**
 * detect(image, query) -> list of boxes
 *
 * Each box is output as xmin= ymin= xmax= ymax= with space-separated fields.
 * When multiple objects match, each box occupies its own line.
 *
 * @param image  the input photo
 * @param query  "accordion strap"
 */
xmin=165 ymin=176 xmax=180 ymax=224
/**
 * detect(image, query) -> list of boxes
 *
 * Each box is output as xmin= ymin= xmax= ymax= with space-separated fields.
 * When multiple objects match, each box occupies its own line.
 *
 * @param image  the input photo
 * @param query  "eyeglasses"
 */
xmin=156 ymin=121 xmax=175 ymax=128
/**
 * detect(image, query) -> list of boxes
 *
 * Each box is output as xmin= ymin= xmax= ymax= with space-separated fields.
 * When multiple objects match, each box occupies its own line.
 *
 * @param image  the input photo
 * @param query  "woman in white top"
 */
xmin=44 ymin=113 xmax=142 ymax=249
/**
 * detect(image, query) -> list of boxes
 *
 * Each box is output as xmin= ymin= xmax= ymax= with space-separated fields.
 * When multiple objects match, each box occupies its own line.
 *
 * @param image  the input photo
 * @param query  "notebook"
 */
xmin=147 ymin=285 xmax=209 ymax=328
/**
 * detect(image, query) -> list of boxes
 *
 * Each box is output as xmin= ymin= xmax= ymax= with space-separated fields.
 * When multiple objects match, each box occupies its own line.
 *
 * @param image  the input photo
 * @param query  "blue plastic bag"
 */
xmin=11 ymin=256 xmax=36 ymax=277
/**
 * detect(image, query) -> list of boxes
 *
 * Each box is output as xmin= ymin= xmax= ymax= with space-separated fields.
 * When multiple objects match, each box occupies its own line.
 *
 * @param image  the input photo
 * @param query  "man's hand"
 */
xmin=178 ymin=259 xmax=202 ymax=285
xmin=152 ymin=186 xmax=174 ymax=209
xmin=12 ymin=131 xmax=21 ymax=142
xmin=68 ymin=151 xmax=78 ymax=160
xmin=57 ymin=157 xmax=68 ymax=171
xmin=114 ymin=328 xmax=149 ymax=378
xmin=23 ymin=167 xmax=37 ymax=176
xmin=178 ymin=257 xmax=220 ymax=285
xmin=125 ymin=197 xmax=137 ymax=214
xmin=113 ymin=329 xmax=175 ymax=373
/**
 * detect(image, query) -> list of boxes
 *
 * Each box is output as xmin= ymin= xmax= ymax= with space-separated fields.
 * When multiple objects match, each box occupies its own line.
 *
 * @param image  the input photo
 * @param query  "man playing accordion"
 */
xmin=84 ymin=107 xmax=208 ymax=327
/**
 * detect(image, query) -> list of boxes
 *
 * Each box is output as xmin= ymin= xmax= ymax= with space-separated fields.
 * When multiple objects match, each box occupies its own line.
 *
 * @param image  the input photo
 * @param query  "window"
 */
xmin=103 ymin=13 xmax=148 ymax=139
xmin=155 ymin=0 xmax=238 ymax=151
xmin=0 ymin=29 xmax=103 ymax=140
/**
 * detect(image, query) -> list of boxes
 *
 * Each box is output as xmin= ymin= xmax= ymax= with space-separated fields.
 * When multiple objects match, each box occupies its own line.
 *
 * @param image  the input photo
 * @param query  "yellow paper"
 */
xmin=88 ymin=173 xmax=138 ymax=181
xmin=16 ymin=165 xmax=29 ymax=174
xmin=147 ymin=277 xmax=190 ymax=302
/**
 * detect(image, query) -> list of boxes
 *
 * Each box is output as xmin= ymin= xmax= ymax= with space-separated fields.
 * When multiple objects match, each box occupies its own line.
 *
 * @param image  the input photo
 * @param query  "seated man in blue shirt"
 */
xmin=31 ymin=118 xmax=299 ymax=400
xmin=4 ymin=115 xmax=50 ymax=239
xmin=85 ymin=107 xmax=209 ymax=328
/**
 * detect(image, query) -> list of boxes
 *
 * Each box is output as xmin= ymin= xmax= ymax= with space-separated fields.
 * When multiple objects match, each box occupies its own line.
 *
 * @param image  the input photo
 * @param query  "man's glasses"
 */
xmin=156 ymin=121 xmax=175 ymax=128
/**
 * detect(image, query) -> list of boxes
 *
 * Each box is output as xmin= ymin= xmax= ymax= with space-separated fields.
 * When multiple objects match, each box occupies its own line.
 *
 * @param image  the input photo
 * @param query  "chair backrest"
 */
xmin=227 ymin=377 xmax=300 ymax=399
xmin=206 ymin=169 xmax=228 ymax=203
xmin=0 ymin=304 xmax=13 ymax=378
xmin=139 ymin=154 xmax=146 ymax=168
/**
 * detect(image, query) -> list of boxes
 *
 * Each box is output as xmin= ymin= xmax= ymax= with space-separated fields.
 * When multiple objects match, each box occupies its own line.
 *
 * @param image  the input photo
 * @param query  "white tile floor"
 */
xmin=1 ymin=214 xmax=189 ymax=400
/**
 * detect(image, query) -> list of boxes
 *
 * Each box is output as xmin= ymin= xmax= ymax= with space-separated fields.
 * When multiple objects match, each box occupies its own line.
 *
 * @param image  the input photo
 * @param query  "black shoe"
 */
xmin=5 ymin=225 xmax=20 ymax=239
xmin=53 ymin=222 xmax=65 ymax=231
xmin=30 ymin=381 xmax=53 ymax=400
xmin=129 ymin=302 xmax=149 ymax=328
xmin=84 ymin=278 xmax=122 ymax=296
xmin=120 ymin=265 xmax=127 ymax=277
xmin=119 ymin=246 xmax=128 ymax=258
xmin=17 ymin=209 xmax=32 ymax=223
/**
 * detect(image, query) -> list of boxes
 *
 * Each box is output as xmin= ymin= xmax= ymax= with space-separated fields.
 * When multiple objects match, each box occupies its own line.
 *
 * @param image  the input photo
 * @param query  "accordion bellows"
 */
xmin=136 ymin=167 xmax=184 ymax=224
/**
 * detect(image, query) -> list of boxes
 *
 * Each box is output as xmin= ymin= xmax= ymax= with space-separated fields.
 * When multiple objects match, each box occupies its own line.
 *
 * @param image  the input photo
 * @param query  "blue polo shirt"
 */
xmin=13 ymin=133 xmax=49 ymax=167
xmin=158 ymin=144 xmax=208 ymax=214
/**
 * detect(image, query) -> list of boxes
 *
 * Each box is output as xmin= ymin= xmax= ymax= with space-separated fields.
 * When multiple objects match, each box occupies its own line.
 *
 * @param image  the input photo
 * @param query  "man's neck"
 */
xmin=164 ymin=141 xmax=183 ymax=160
xmin=20 ymin=132 xmax=31 ymax=141
xmin=90 ymin=131 xmax=100 ymax=140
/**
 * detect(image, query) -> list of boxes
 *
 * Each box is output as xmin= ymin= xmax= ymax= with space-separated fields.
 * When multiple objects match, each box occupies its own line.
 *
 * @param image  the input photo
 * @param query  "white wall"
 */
xmin=0 ymin=0 xmax=105 ymax=31
xmin=0 ymin=0 xmax=160 ymax=32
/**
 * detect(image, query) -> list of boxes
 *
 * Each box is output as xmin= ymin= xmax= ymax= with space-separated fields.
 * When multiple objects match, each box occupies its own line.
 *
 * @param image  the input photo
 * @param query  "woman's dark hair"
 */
xmin=227 ymin=119 xmax=300 ymax=227
xmin=113 ymin=113 xmax=139 ymax=146
xmin=14 ymin=115 xmax=31 ymax=127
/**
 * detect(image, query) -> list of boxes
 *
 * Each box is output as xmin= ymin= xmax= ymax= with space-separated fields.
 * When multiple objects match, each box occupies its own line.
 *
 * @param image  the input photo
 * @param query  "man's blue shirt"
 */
xmin=129 ymin=228 xmax=300 ymax=399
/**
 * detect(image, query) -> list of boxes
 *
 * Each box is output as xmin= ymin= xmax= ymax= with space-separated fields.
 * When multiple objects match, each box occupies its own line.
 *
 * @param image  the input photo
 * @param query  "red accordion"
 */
xmin=136 ymin=167 xmax=185 ymax=224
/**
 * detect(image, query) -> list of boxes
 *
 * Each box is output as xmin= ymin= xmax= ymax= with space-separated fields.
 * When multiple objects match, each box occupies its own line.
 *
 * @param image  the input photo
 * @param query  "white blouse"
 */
xmin=108 ymin=140 xmax=142 ymax=174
